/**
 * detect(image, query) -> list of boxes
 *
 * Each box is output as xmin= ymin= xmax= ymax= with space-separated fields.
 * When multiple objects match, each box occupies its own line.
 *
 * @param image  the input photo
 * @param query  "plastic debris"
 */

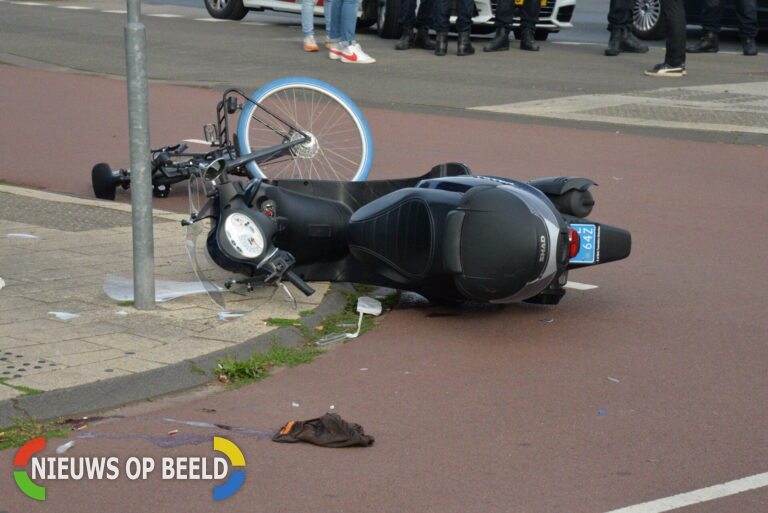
xmin=607 ymin=377 xmax=621 ymax=383
xmin=540 ymin=318 xmax=554 ymax=323
xmin=115 ymin=310 xmax=129 ymax=316
xmin=291 ymin=402 xmax=300 ymax=408
xmin=336 ymin=323 xmax=356 ymax=328
xmin=315 ymin=297 xmax=383 ymax=345
xmin=56 ymin=441 xmax=75 ymax=454
xmin=217 ymin=312 xmax=244 ymax=321
xmin=564 ymin=281 xmax=599 ymax=291
xmin=168 ymin=430 xmax=178 ymax=435
xmin=49 ymin=312 xmax=81 ymax=320
xmin=329 ymin=405 xmax=335 ymax=410
xmin=102 ymin=274 xmax=225 ymax=302
xmin=7 ymin=233 xmax=40 ymax=239
xmin=598 ymin=410 xmax=606 ymax=415
xmin=0 ymin=277 xmax=5 ymax=290
xmin=360 ymin=368 xmax=369 ymax=371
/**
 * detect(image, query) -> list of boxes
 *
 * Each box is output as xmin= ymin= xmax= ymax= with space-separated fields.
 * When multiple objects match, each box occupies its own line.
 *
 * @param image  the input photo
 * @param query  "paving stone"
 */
xmin=100 ymin=356 xmax=165 ymax=373
xmin=49 ymin=348 xmax=127 ymax=367
xmin=0 ymin=384 xmax=23 ymax=400
xmin=6 ymin=364 xmax=132 ymax=391
xmin=7 ymin=340 xmax=107 ymax=358
xmin=83 ymin=333 xmax=165 ymax=352
xmin=133 ymin=339 xmax=232 ymax=364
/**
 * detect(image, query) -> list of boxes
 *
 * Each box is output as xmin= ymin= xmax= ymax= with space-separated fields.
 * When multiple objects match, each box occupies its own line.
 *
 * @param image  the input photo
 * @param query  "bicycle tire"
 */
xmin=236 ymin=77 xmax=373 ymax=181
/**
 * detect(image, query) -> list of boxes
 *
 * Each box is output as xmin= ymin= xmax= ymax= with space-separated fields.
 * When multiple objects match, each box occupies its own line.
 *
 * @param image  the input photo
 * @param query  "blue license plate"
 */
xmin=570 ymin=224 xmax=598 ymax=264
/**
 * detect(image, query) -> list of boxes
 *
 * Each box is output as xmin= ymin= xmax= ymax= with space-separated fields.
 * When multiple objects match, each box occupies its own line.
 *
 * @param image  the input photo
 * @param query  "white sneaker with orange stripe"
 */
xmin=303 ymin=35 xmax=319 ymax=52
xmin=339 ymin=42 xmax=376 ymax=64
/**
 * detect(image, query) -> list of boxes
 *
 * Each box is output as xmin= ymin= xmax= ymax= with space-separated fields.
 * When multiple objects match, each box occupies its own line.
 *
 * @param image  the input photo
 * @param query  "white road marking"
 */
xmin=147 ymin=13 xmax=183 ymax=18
xmin=242 ymin=21 xmax=269 ymax=26
xmin=102 ymin=9 xmax=126 ymax=13
xmin=10 ymin=1 xmax=47 ymax=4
xmin=564 ymin=281 xmax=598 ymax=291
xmin=56 ymin=5 xmax=93 ymax=9
xmin=604 ymin=472 xmax=768 ymax=513
xmin=194 ymin=18 xmax=226 ymax=22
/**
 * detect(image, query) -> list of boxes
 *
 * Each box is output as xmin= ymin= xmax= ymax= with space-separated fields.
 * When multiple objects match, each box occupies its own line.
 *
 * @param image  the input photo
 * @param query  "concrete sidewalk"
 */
xmin=0 ymin=184 xmax=331 ymax=422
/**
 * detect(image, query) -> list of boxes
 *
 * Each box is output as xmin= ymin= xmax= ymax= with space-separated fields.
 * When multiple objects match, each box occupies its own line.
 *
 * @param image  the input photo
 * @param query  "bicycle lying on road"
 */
xmin=92 ymin=77 xmax=374 ymax=200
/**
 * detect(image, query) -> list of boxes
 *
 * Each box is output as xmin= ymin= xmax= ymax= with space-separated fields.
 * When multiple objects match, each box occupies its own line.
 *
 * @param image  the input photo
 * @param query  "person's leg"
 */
xmin=413 ymin=0 xmax=436 ymax=49
xmin=339 ymin=0 xmax=359 ymax=44
xmin=483 ymin=0 xmax=512 ymax=51
xmin=323 ymin=0 xmax=333 ymax=41
xmin=664 ymin=0 xmax=686 ymax=67
xmin=455 ymin=0 xmax=473 ymax=55
xmin=395 ymin=0 xmax=418 ymax=49
xmin=432 ymin=0 xmax=449 ymax=55
xmin=606 ymin=0 xmax=632 ymax=32
xmin=301 ymin=0 xmax=317 ymax=36
xmin=519 ymin=0 xmax=540 ymax=51
xmin=688 ymin=0 xmax=720 ymax=52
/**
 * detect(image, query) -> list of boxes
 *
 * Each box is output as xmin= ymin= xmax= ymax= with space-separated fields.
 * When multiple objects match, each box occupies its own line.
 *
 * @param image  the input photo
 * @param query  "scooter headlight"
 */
xmin=223 ymin=212 xmax=265 ymax=259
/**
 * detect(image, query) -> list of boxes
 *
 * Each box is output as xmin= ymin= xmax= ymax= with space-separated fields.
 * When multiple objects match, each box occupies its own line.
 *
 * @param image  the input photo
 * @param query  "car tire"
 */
xmin=204 ymin=0 xmax=248 ymax=20
xmin=377 ymin=0 xmax=402 ymax=39
xmin=632 ymin=0 xmax=666 ymax=40
xmin=358 ymin=0 xmax=378 ymax=29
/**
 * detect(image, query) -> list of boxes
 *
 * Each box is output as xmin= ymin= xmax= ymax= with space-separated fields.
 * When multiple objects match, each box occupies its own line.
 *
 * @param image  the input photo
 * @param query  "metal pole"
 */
xmin=125 ymin=0 xmax=155 ymax=309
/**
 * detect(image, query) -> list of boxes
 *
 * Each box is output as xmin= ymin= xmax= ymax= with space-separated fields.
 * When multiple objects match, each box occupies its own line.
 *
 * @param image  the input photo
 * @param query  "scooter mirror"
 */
xmin=203 ymin=158 xmax=226 ymax=181
xmin=357 ymin=296 xmax=382 ymax=316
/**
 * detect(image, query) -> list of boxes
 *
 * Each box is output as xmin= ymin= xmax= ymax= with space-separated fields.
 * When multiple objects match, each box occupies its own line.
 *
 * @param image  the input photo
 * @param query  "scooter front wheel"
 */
xmin=236 ymin=77 xmax=373 ymax=181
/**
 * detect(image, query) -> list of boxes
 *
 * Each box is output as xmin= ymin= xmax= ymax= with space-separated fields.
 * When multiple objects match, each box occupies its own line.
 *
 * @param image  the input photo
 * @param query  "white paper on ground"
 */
xmin=102 ymin=274 xmax=225 ymax=302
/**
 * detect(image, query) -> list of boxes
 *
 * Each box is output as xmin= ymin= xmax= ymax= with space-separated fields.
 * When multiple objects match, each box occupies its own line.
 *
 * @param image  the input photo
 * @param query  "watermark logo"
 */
xmin=213 ymin=437 xmax=245 ymax=501
xmin=14 ymin=437 xmax=46 ymax=500
xmin=12 ymin=436 xmax=245 ymax=501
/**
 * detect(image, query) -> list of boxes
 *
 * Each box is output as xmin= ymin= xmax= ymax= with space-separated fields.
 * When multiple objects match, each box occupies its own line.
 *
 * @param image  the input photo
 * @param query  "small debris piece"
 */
xmin=291 ymin=402 xmax=300 ymax=408
xmin=607 ymin=377 xmax=621 ymax=383
xmin=168 ymin=430 xmax=178 ymax=435
xmin=218 ymin=376 xmax=230 ymax=384
xmin=56 ymin=441 xmax=75 ymax=454
xmin=218 ymin=312 xmax=244 ymax=321
xmin=314 ymin=326 xmax=324 ymax=331
xmin=7 ymin=233 xmax=40 ymax=239
xmin=49 ymin=312 xmax=81 ymax=320
xmin=76 ymin=425 xmax=89 ymax=430
xmin=200 ymin=408 xmax=217 ymax=413
xmin=598 ymin=410 xmax=606 ymax=415
xmin=292 ymin=323 xmax=302 ymax=327
xmin=329 ymin=405 xmax=335 ymax=410
xmin=115 ymin=310 xmax=129 ymax=316
xmin=360 ymin=368 xmax=369 ymax=371
xmin=0 ymin=277 xmax=5 ymax=290
xmin=540 ymin=318 xmax=554 ymax=323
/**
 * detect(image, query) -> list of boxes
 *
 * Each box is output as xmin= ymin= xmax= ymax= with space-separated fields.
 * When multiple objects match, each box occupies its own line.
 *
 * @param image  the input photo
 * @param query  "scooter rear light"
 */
xmin=568 ymin=228 xmax=580 ymax=259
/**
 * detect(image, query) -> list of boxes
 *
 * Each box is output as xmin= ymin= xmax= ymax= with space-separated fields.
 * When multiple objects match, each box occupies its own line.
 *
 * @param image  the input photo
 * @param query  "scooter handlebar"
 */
xmin=285 ymin=270 xmax=315 ymax=297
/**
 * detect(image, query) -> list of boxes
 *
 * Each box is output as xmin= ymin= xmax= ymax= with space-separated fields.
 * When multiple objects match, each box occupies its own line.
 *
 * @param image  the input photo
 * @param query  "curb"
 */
xmin=0 ymin=286 xmax=351 ymax=426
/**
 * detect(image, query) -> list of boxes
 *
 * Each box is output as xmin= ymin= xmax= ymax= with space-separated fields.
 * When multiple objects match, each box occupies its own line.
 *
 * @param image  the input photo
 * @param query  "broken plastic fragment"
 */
xmin=49 ymin=312 xmax=81 ymax=320
xmin=0 ymin=277 xmax=4 ymax=290
xmin=218 ymin=312 xmax=244 ymax=321
xmin=56 ymin=441 xmax=75 ymax=454
xmin=168 ymin=430 xmax=178 ymax=435
xmin=103 ymin=274 xmax=225 ymax=302
xmin=7 ymin=233 xmax=40 ymax=239
xmin=540 ymin=318 xmax=554 ymax=323
xmin=291 ymin=402 xmax=300 ymax=408
xmin=115 ymin=310 xmax=129 ymax=316
xmin=607 ymin=377 xmax=621 ymax=383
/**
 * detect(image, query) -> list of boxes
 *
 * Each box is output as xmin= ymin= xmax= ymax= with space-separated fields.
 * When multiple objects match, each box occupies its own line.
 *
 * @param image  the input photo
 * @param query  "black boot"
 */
xmin=434 ymin=32 xmax=448 ymax=56
xmin=457 ymin=31 xmax=475 ymax=55
xmin=687 ymin=31 xmax=719 ymax=53
xmin=619 ymin=27 xmax=648 ymax=53
xmin=395 ymin=27 xmax=414 ymax=50
xmin=743 ymin=37 xmax=758 ymax=56
xmin=483 ymin=27 xmax=510 ymax=52
xmin=519 ymin=28 xmax=539 ymax=51
xmin=414 ymin=25 xmax=436 ymax=50
xmin=605 ymin=30 xmax=621 ymax=56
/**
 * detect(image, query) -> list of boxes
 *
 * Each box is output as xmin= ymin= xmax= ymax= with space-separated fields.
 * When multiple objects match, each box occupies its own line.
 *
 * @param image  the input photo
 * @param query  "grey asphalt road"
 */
xmin=0 ymin=0 xmax=766 ymax=137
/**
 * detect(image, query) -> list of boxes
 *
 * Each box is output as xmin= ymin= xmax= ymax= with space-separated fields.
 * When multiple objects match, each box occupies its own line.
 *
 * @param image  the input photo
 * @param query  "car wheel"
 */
xmin=377 ymin=0 xmax=402 ymax=39
xmin=632 ymin=0 xmax=666 ymax=40
xmin=358 ymin=0 xmax=377 ymax=28
xmin=204 ymin=0 xmax=248 ymax=20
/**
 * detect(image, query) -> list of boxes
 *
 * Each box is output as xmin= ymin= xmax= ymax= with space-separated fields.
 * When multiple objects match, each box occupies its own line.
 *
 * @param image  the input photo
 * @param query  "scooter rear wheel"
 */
xmin=236 ymin=77 xmax=373 ymax=181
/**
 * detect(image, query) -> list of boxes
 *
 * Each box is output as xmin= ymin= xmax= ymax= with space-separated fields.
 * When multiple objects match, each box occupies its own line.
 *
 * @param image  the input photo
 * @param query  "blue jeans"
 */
xmin=329 ymin=0 xmax=359 ymax=44
xmin=302 ymin=0 xmax=333 ymax=36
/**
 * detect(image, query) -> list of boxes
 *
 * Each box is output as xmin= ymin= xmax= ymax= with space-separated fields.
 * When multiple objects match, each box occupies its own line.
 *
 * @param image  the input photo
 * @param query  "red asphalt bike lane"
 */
xmin=1 ymin=64 xmax=768 ymax=512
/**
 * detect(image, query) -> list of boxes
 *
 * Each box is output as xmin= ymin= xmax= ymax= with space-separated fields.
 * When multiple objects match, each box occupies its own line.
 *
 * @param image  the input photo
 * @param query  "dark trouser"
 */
xmin=398 ymin=0 xmax=434 ymax=28
xmin=700 ymin=0 xmax=758 ymax=38
xmin=663 ymin=0 xmax=686 ymax=66
xmin=433 ymin=0 xmax=473 ymax=32
xmin=606 ymin=0 xmax=633 ymax=31
xmin=494 ymin=0 xmax=541 ymax=31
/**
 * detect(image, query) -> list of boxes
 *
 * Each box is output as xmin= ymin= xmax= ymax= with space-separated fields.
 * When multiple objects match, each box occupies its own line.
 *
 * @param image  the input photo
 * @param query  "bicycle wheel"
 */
xmin=236 ymin=77 xmax=373 ymax=181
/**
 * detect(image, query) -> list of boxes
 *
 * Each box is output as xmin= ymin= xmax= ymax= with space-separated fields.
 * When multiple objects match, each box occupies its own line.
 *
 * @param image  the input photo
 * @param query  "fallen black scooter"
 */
xmin=185 ymin=158 xmax=630 ymax=305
